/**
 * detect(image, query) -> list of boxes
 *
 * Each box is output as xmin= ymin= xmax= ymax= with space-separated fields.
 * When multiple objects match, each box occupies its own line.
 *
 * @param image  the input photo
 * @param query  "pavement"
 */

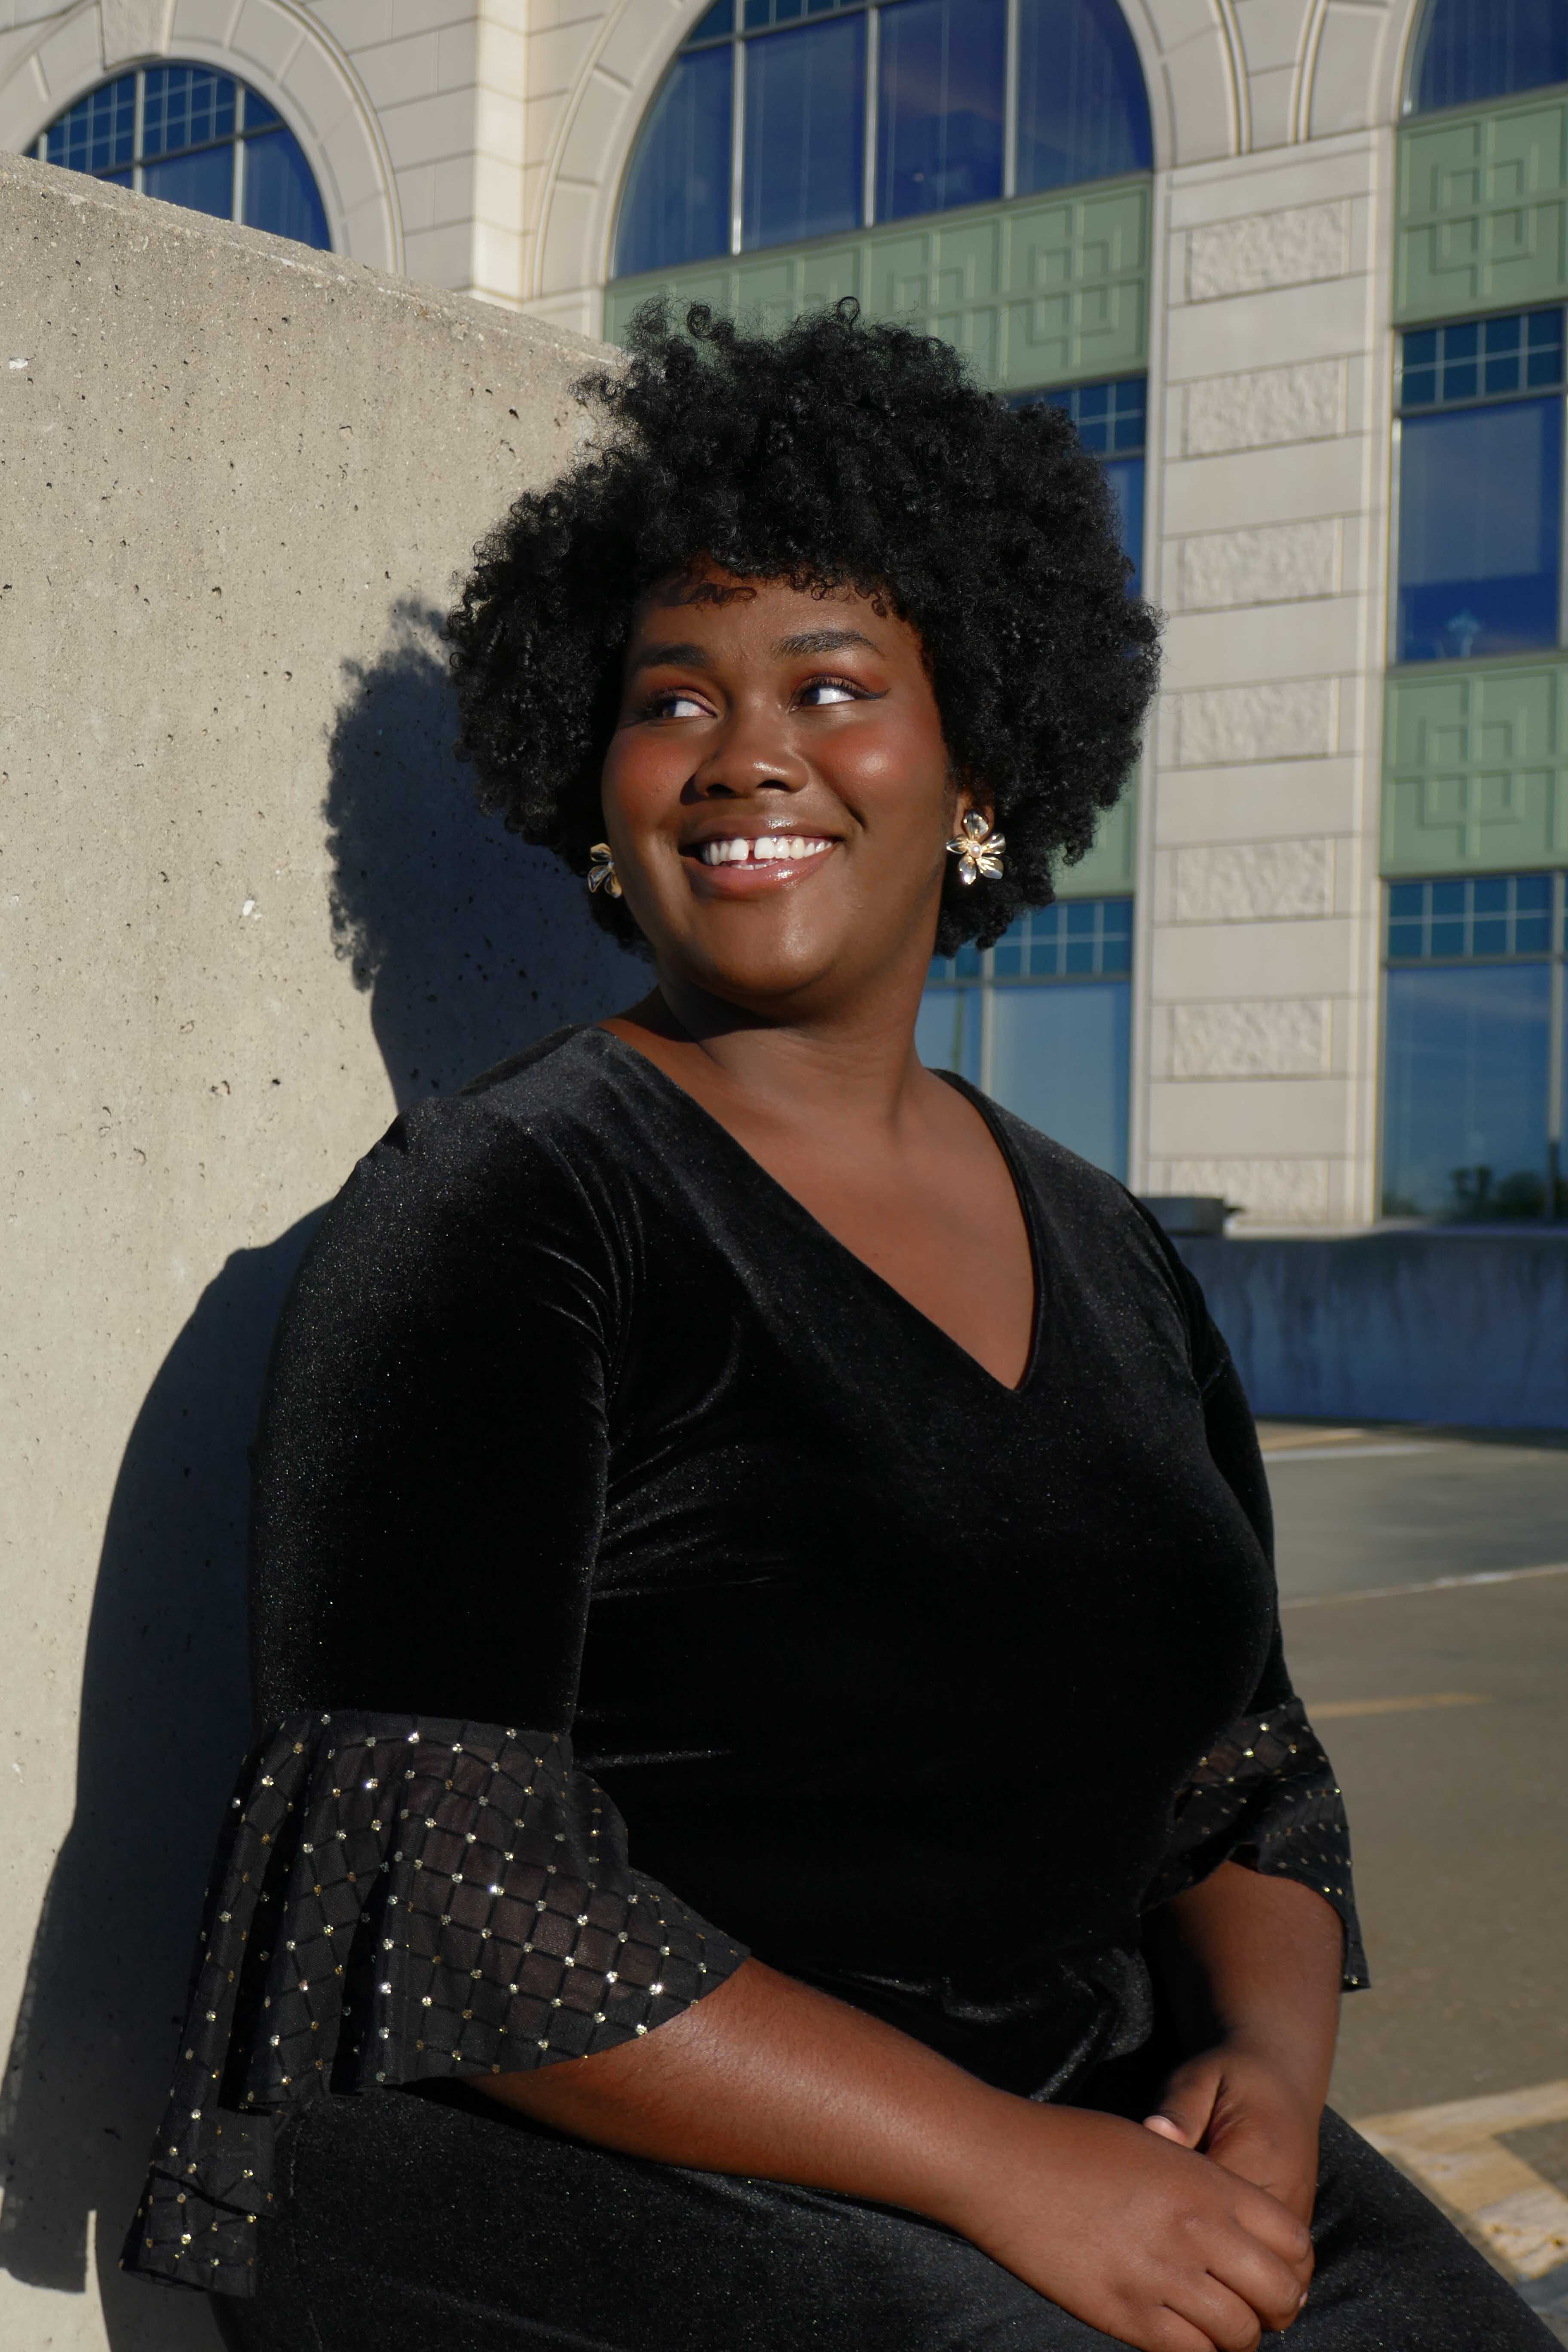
xmin=1259 ymin=1423 xmax=1568 ymax=2336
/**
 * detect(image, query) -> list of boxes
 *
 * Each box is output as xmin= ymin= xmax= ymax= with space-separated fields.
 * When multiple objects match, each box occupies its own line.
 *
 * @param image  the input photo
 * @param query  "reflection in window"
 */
xmin=876 ymin=0 xmax=1005 ymax=222
xmin=614 ymin=0 xmax=1150 ymax=276
xmin=615 ymin=44 xmax=734 ymax=277
xmin=1016 ymin=0 xmax=1152 ymax=195
xmin=1020 ymin=376 xmax=1146 ymax=596
xmin=1381 ymin=874 xmax=1566 ymax=1219
xmin=1394 ymin=308 xmax=1565 ymax=663
xmin=744 ymin=14 xmax=866 ymax=249
xmin=36 ymin=65 xmax=330 ymax=249
xmin=1408 ymin=0 xmax=1568 ymax=115
xmin=918 ymin=899 xmax=1133 ymax=1179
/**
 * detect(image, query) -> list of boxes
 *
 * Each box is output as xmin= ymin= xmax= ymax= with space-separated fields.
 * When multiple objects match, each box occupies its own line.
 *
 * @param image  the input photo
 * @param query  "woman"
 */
xmin=125 ymin=304 xmax=1548 ymax=2350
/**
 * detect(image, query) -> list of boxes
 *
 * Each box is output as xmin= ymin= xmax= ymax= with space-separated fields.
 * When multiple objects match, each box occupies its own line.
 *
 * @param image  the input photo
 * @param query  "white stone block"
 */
xmin=1168 ymin=137 xmax=1376 ymax=229
xmin=1162 ymin=600 xmax=1361 ymax=691
xmin=379 ymin=86 xmax=478 ymax=170
xmin=1152 ymin=1076 xmax=1349 ymax=1158
xmin=34 ymin=5 xmax=104 ymax=95
xmin=1163 ymin=680 xmax=1336 ymax=770
xmin=1152 ymin=917 xmax=1355 ymax=1001
xmin=1161 ymin=435 xmax=1366 ymax=535
xmin=1308 ymin=4 xmax=1391 ymax=139
xmin=438 ymin=20 xmax=481 ymax=90
xmin=1152 ymin=760 xmax=1358 ymax=845
xmin=355 ymin=34 xmax=443 ymax=113
xmin=1187 ymin=200 xmax=1350 ymax=302
xmin=230 ymin=0 xmax=302 ymax=79
xmin=1171 ymin=837 xmax=1334 ymax=922
xmin=102 ymin=0 xmax=175 ymax=67
xmin=1164 ymin=1156 xmax=1333 ymax=1223
xmin=1166 ymin=276 xmax=1368 ymax=379
xmin=530 ymin=15 xmax=605 ymax=98
xmin=1160 ymin=30 xmax=1239 ymax=169
xmin=1170 ymin=998 xmax=1331 ymax=1080
xmin=1183 ymin=358 xmax=1344 ymax=455
xmin=1176 ymin=518 xmax=1341 ymax=610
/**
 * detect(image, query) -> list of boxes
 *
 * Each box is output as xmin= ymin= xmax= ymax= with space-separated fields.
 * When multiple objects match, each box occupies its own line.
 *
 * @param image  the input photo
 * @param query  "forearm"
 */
xmin=1151 ymin=1860 xmax=1343 ymax=2106
xmin=478 ymin=1954 xmax=1011 ymax=2230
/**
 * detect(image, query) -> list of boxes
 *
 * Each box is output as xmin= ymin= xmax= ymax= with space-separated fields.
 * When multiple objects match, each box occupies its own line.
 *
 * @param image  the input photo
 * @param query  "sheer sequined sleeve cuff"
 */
xmin=1145 ymin=1698 xmax=1367 ymax=1992
xmin=122 ymin=1711 xmax=748 ymax=2297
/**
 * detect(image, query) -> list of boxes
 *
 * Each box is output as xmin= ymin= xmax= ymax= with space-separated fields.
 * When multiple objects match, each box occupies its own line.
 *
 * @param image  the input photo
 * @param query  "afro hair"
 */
xmin=445 ymin=299 xmax=1160 ymax=956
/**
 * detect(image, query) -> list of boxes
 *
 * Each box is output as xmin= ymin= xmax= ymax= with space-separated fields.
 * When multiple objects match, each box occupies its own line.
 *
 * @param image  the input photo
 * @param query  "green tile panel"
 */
xmin=1396 ymin=88 xmax=1568 ymax=325
xmin=604 ymin=178 xmax=1150 ymax=393
xmin=1054 ymin=783 xmax=1136 ymax=897
xmin=1382 ymin=661 xmax=1568 ymax=873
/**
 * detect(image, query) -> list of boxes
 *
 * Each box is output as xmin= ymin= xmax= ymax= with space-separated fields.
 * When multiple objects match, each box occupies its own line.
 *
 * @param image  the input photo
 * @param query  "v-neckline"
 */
xmin=589 ymin=1026 xmax=1046 ymax=1399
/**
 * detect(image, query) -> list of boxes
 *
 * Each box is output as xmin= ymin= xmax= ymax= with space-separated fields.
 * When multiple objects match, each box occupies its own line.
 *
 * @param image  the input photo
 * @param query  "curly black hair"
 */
xmin=446 ymin=300 xmax=1159 ymax=956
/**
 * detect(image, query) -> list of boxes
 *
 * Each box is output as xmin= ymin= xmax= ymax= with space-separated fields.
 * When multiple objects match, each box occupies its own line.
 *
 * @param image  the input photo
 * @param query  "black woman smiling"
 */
xmin=126 ymin=302 xmax=1551 ymax=2352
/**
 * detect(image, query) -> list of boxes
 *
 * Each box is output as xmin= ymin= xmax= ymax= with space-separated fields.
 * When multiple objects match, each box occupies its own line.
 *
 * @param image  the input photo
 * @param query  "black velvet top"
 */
xmin=126 ymin=1024 xmax=1363 ymax=2297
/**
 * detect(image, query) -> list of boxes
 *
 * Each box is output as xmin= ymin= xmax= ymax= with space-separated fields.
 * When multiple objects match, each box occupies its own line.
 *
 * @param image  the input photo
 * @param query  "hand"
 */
xmin=948 ymin=2101 xmax=1313 ymax=2352
xmin=1143 ymin=2038 xmax=1323 ymax=2228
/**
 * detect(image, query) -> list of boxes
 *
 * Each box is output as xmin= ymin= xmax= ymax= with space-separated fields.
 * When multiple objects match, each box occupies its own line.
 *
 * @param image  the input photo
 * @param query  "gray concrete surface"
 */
xmin=1 ymin=155 xmax=625 ymax=2351
xmin=1179 ymin=1230 xmax=1568 ymax=1429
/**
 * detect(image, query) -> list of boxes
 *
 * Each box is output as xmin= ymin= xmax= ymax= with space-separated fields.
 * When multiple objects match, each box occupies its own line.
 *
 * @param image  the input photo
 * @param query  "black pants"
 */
xmin=214 ymin=2082 xmax=1553 ymax=2352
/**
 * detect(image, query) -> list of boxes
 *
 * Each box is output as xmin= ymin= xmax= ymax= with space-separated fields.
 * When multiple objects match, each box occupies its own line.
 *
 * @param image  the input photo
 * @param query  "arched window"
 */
xmin=34 ymin=64 xmax=331 ymax=250
xmin=1407 ymin=0 xmax=1568 ymax=116
xmin=614 ymin=0 xmax=1150 ymax=279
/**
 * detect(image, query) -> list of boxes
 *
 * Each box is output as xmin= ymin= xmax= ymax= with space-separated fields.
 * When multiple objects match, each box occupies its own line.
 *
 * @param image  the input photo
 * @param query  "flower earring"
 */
xmin=587 ymin=842 xmax=622 ymax=899
xmin=946 ymin=809 xmax=1005 ymax=884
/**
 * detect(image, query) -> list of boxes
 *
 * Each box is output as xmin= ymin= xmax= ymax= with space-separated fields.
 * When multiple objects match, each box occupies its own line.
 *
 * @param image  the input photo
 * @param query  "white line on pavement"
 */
xmin=1282 ymin=1562 xmax=1568 ymax=1609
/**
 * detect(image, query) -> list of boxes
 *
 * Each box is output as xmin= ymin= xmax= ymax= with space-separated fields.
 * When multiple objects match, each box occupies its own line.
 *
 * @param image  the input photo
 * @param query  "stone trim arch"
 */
xmin=526 ymin=0 xmax=1243 ymax=324
xmin=0 ymin=0 xmax=401 ymax=273
xmin=1305 ymin=0 xmax=1426 ymax=139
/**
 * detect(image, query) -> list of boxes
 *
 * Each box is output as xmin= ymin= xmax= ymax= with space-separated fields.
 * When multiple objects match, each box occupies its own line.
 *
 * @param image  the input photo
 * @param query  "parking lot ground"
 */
xmin=1260 ymin=1426 xmax=1568 ymax=2336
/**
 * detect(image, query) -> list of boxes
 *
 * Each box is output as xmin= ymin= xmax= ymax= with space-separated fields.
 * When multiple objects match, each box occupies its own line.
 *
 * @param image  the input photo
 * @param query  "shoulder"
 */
xmin=306 ymin=1027 xmax=639 ymax=1298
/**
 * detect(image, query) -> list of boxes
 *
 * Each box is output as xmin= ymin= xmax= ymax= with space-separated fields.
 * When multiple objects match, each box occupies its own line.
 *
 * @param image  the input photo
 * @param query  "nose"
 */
xmin=685 ymin=703 xmax=810 ymax=800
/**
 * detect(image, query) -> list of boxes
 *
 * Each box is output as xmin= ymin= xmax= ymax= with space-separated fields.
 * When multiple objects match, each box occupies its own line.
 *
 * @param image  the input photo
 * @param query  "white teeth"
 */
xmin=697 ymin=836 xmax=830 ymax=866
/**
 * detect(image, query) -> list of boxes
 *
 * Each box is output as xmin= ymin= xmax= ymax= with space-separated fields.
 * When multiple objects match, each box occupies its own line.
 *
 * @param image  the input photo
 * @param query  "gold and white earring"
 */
xmin=946 ymin=809 xmax=1005 ymax=885
xmin=587 ymin=842 xmax=622 ymax=899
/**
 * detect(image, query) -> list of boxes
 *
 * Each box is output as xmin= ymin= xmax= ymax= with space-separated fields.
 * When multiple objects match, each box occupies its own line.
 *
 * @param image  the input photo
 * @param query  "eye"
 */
xmin=796 ymin=675 xmax=863 ymax=707
xmin=646 ymin=689 xmax=710 ymax=720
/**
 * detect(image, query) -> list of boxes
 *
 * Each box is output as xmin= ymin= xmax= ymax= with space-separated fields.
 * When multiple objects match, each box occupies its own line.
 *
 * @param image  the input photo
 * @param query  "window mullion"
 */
xmin=980 ymin=949 xmax=995 ymax=1093
xmin=1003 ymin=0 xmax=1020 ymax=200
xmin=1559 ymin=389 xmax=1568 ymax=646
xmin=1550 ymin=873 xmax=1565 ymax=1218
xmin=729 ymin=34 xmax=745 ymax=256
xmin=133 ymin=67 xmax=145 ymax=196
xmin=862 ymin=5 xmax=879 ymax=229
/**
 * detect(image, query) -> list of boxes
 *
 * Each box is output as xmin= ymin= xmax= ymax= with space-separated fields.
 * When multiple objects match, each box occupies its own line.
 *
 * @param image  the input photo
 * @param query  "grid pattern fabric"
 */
xmin=122 ymin=1712 xmax=747 ymax=2297
xmin=1400 ymin=307 xmax=1565 ymax=410
xmin=1145 ymin=1699 xmax=1367 ymax=1989
xmin=1387 ymin=873 xmax=1554 ymax=960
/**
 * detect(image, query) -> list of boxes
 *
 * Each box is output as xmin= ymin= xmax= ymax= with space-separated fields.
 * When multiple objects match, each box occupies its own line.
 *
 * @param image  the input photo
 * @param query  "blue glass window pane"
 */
xmin=1396 ymin=398 xmax=1563 ymax=662
xmin=1064 ymin=902 xmax=1096 ymax=933
xmin=1446 ymin=322 xmax=1479 ymax=360
xmin=916 ymin=984 xmax=982 ymax=1079
xmin=876 ymin=0 xmax=1004 ymax=221
xmin=1472 ymin=875 xmax=1508 ymax=911
xmin=142 ymin=65 xmax=236 ymax=161
xmin=45 ymin=74 xmax=135 ymax=173
xmin=1401 ymin=365 xmax=1438 ymax=407
xmin=1430 ymin=918 xmax=1466 ymax=956
xmin=685 ymin=0 xmax=733 ymax=33
xmin=991 ymin=979 xmax=1130 ymax=1178
xmin=1443 ymin=358 xmax=1478 ymax=401
xmin=1016 ymin=0 xmax=1151 ymax=195
xmin=1412 ymin=0 xmax=1568 ymax=113
xmin=992 ymin=926 xmax=1025 ymax=976
xmin=1405 ymin=328 xmax=1439 ymax=369
xmin=242 ymin=89 xmax=282 ymax=129
xmin=1104 ymin=454 xmax=1144 ymax=596
xmin=1383 ymin=964 xmax=1551 ymax=1218
xmin=142 ymin=144 xmax=234 ymax=220
xmin=1389 ymin=882 xmax=1425 ymax=918
xmin=1431 ymin=879 xmax=1466 ymax=915
xmin=1516 ymin=913 xmax=1552 ymax=952
xmin=954 ymin=940 xmax=982 ymax=978
xmin=102 ymin=167 xmax=134 ymax=187
xmin=743 ymin=15 xmax=864 ymax=249
xmin=1472 ymin=916 xmax=1509 ymax=954
xmin=1518 ymin=872 xmax=1553 ymax=910
xmin=243 ymin=128 xmax=331 ymax=248
xmin=615 ymin=45 xmax=733 ymax=274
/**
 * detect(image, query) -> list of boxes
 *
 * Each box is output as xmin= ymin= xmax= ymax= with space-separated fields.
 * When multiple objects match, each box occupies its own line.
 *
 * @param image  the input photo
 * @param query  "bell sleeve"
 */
xmin=1140 ymin=1227 xmax=1368 ymax=1993
xmin=122 ymin=1081 xmax=748 ymax=2296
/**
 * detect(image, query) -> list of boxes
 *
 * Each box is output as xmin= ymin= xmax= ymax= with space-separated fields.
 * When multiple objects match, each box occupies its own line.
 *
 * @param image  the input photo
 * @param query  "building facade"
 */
xmin=4 ymin=0 xmax=1566 ymax=1229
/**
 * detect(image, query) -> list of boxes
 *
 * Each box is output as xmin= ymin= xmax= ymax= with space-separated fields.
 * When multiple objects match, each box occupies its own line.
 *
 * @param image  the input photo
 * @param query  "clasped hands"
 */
xmin=961 ymin=2032 xmax=1320 ymax=2352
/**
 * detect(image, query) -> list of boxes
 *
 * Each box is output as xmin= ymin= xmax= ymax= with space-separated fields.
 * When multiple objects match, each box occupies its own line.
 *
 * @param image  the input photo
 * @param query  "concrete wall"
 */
xmin=1181 ymin=1234 xmax=1568 ymax=1428
xmin=0 ymin=153 xmax=626 ymax=2349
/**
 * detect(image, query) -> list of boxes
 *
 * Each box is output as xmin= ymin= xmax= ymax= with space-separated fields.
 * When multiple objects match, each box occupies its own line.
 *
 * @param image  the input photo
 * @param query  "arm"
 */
xmin=1142 ymin=1862 xmax=1343 ymax=2225
xmin=484 ymin=1952 xmax=1314 ymax=2352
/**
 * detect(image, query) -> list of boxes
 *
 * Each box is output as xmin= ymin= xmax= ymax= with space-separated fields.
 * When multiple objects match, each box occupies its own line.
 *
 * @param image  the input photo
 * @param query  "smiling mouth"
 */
xmin=693 ymin=835 xmax=837 ymax=866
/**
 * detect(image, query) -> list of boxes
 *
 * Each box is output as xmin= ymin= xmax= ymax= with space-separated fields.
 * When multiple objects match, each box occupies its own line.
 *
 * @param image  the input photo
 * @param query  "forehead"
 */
xmin=628 ymin=569 xmax=906 ymax=654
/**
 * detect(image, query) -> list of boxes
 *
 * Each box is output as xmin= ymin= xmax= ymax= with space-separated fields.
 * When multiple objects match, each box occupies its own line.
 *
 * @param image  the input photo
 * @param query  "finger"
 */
xmin=1143 ymin=2113 xmax=1192 ymax=2145
xmin=1208 ymin=2226 xmax=1313 ymax=2332
xmin=1149 ymin=2062 xmax=1223 ymax=2150
xmin=1230 ymin=2180 xmax=1316 ymax=2280
xmin=1174 ymin=2277 xmax=1265 ymax=2352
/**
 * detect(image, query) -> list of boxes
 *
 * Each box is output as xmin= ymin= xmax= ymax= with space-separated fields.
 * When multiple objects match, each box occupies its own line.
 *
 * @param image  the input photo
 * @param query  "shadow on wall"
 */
xmin=0 ymin=605 xmax=629 ymax=2346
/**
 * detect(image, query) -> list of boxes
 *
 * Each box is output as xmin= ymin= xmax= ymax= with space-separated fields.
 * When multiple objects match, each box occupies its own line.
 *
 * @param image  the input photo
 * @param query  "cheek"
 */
xmin=599 ymin=733 xmax=684 ymax=832
xmin=825 ymin=714 xmax=950 ymax=839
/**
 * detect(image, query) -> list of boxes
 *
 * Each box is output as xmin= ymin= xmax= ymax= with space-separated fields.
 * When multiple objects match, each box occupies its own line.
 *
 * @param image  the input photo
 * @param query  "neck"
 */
xmin=611 ymin=949 xmax=939 ymax=1139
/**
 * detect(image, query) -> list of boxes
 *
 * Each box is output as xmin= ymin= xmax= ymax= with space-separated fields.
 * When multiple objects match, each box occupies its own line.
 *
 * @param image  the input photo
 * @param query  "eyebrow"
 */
xmin=771 ymin=627 xmax=877 ymax=658
xmin=628 ymin=640 xmax=714 ymax=673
